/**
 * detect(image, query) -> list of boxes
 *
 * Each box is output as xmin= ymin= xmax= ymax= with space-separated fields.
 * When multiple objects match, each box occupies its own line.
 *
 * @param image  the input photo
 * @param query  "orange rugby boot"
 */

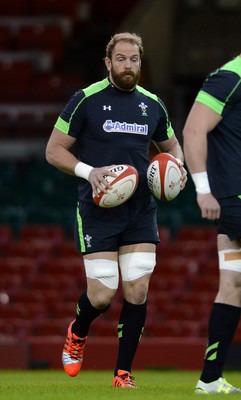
xmin=62 ymin=320 xmax=87 ymax=377
xmin=112 ymin=370 xmax=137 ymax=388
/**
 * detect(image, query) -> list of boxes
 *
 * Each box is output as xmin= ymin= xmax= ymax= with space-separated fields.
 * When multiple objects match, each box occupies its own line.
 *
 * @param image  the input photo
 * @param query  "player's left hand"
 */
xmin=175 ymin=158 xmax=188 ymax=190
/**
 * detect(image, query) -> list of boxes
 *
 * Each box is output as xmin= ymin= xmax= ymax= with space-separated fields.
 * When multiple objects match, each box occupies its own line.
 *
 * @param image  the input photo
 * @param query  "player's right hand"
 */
xmin=197 ymin=192 xmax=220 ymax=220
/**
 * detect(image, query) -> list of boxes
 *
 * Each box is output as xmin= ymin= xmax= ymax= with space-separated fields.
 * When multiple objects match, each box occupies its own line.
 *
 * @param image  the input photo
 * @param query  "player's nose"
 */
xmin=124 ymin=59 xmax=132 ymax=68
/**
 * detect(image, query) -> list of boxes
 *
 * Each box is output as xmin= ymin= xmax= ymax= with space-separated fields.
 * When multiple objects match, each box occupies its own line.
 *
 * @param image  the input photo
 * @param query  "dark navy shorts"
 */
xmin=216 ymin=196 xmax=241 ymax=241
xmin=75 ymin=196 xmax=159 ymax=254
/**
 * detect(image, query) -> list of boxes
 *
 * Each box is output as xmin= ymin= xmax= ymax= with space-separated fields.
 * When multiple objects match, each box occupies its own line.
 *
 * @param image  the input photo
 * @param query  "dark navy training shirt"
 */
xmin=195 ymin=56 xmax=241 ymax=199
xmin=55 ymin=77 xmax=174 ymax=203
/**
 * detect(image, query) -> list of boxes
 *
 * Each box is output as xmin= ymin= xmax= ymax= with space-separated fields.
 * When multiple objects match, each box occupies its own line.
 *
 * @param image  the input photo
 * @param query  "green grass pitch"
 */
xmin=0 ymin=370 xmax=241 ymax=400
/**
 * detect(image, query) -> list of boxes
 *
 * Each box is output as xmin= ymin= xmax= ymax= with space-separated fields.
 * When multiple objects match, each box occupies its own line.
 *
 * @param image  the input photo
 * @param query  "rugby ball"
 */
xmin=93 ymin=164 xmax=139 ymax=208
xmin=147 ymin=153 xmax=181 ymax=201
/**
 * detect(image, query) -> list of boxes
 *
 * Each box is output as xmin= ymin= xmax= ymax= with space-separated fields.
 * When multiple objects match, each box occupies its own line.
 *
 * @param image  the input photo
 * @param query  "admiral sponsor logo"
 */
xmin=148 ymin=164 xmax=157 ymax=191
xmin=103 ymin=120 xmax=148 ymax=135
xmin=109 ymin=165 xmax=124 ymax=173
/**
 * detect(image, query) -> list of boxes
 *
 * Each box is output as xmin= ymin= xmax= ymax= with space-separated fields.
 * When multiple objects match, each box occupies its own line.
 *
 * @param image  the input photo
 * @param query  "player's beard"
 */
xmin=110 ymin=67 xmax=140 ymax=91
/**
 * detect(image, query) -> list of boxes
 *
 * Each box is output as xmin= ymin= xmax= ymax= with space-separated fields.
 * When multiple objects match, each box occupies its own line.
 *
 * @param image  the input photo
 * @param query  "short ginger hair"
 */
xmin=105 ymin=32 xmax=144 ymax=60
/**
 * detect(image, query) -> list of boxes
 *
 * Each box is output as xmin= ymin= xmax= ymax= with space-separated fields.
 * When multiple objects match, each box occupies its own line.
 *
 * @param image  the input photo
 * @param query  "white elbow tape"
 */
xmin=74 ymin=162 xmax=94 ymax=181
xmin=191 ymin=171 xmax=211 ymax=194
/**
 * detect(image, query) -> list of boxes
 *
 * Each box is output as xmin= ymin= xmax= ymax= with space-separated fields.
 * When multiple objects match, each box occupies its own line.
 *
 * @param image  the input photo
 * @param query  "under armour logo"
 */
xmin=103 ymin=105 xmax=111 ymax=111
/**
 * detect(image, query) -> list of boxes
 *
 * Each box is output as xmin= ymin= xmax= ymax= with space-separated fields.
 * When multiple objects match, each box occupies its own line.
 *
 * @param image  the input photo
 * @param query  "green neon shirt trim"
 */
xmin=136 ymin=85 xmax=158 ymax=101
xmin=196 ymin=91 xmax=225 ymax=115
xmin=55 ymin=79 xmax=110 ymax=135
xmin=166 ymin=124 xmax=174 ymax=138
xmin=76 ymin=206 xmax=86 ymax=252
xmin=220 ymin=56 xmax=241 ymax=78
xmin=55 ymin=116 xmax=69 ymax=134
xmin=137 ymin=86 xmax=174 ymax=138
xmin=83 ymin=78 xmax=110 ymax=97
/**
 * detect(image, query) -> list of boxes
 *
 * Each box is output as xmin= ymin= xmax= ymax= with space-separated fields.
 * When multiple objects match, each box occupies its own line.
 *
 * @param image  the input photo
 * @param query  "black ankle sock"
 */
xmin=72 ymin=292 xmax=109 ymax=337
xmin=114 ymin=300 xmax=147 ymax=376
xmin=200 ymin=302 xmax=241 ymax=383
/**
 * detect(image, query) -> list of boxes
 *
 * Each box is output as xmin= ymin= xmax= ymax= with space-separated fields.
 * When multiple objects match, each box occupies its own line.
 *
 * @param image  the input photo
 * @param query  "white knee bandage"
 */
xmin=119 ymin=252 xmax=156 ymax=281
xmin=84 ymin=259 xmax=119 ymax=289
xmin=218 ymin=249 xmax=241 ymax=272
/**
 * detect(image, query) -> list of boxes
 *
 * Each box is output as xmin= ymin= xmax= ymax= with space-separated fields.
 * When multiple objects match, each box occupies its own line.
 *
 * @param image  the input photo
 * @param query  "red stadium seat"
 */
xmin=36 ymin=318 xmax=71 ymax=336
xmin=56 ymin=241 xmax=78 ymax=257
xmin=6 ymin=239 xmax=54 ymax=260
xmin=0 ymin=26 xmax=13 ymax=50
xmin=42 ymin=255 xmax=83 ymax=274
xmin=199 ymin=258 xmax=219 ymax=275
xmin=0 ymin=318 xmax=34 ymax=338
xmin=13 ymin=110 xmax=58 ymax=138
xmin=0 ymin=273 xmax=22 ymax=291
xmin=0 ymin=0 xmax=28 ymax=15
xmin=14 ymin=289 xmax=45 ymax=304
xmin=18 ymin=24 xmax=66 ymax=62
xmin=51 ymin=302 xmax=76 ymax=319
xmin=148 ymin=290 xmax=176 ymax=308
xmin=176 ymin=226 xmax=217 ymax=242
xmin=180 ymin=291 xmax=215 ymax=306
xmin=189 ymin=274 xmax=218 ymax=292
xmin=1 ymin=257 xmax=38 ymax=285
xmin=0 ymin=303 xmax=29 ymax=319
xmin=0 ymin=59 xmax=35 ymax=102
xmin=24 ymin=302 xmax=48 ymax=320
xmin=35 ymin=73 xmax=86 ymax=102
xmin=155 ymin=255 xmax=199 ymax=276
xmin=162 ymin=239 xmax=216 ymax=259
xmin=163 ymin=304 xmax=210 ymax=322
xmin=0 ymin=224 xmax=13 ymax=252
xmin=31 ymin=0 xmax=78 ymax=17
xmin=20 ymin=224 xmax=65 ymax=242
xmin=30 ymin=274 xmax=60 ymax=291
xmin=149 ymin=274 xmax=186 ymax=293
xmin=90 ymin=320 xmax=117 ymax=337
xmin=146 ymin=320 xmax=201 ymax=338
xmin=233 ymin=322 xmax=241 ymax=343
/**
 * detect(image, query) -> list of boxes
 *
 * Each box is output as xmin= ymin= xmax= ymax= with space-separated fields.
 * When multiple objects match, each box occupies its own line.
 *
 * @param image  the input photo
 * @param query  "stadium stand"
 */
xmin=1 ymin=0 xmax=241 ymax=370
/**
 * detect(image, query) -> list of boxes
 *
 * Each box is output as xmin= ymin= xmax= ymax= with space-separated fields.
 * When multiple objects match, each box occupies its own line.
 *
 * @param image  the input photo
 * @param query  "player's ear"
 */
xmin=105 ymin=57 xmax=111 ymax=71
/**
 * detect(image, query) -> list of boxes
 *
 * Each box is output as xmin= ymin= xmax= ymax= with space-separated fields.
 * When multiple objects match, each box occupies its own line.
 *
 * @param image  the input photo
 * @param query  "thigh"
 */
xmin=218 ymin=233 xmax=241 ymax=251
xmin=83 ymin=251 xmax=119 ymax=307
xmin=75 ymin=201 xmax=128 ymax=253
xmin=119 ymin=242 xmax=156 ymax=255
xmin=119 ymin=243 xmax=156 ymax=289
xmin=217 ymin=269 xmax=241 ymax=306
xmin=217 ymin=197 xmax=241 ymax=241
xmin=119 ymin=196 xmax=159 ymax=246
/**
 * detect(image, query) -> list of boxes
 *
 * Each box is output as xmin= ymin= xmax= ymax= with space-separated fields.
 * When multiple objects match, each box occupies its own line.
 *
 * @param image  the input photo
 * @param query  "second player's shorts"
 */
xmin=75 ymin=195 xmax=159 ymax=254
xmin=216 ymin=196 xmax=241 ymax=240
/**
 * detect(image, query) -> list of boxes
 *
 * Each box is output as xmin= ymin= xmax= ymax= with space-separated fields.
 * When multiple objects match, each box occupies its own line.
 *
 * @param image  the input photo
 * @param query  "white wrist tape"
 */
xmin=191 ymin=171 xmax=211 ymax=194
xmin=74 ymin=162 xmax=93 ymax=181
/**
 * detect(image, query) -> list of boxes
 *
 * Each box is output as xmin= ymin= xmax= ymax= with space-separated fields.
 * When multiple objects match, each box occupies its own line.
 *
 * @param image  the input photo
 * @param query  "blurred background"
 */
xmin=0 ymin=0 xmax=241 ymax=370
